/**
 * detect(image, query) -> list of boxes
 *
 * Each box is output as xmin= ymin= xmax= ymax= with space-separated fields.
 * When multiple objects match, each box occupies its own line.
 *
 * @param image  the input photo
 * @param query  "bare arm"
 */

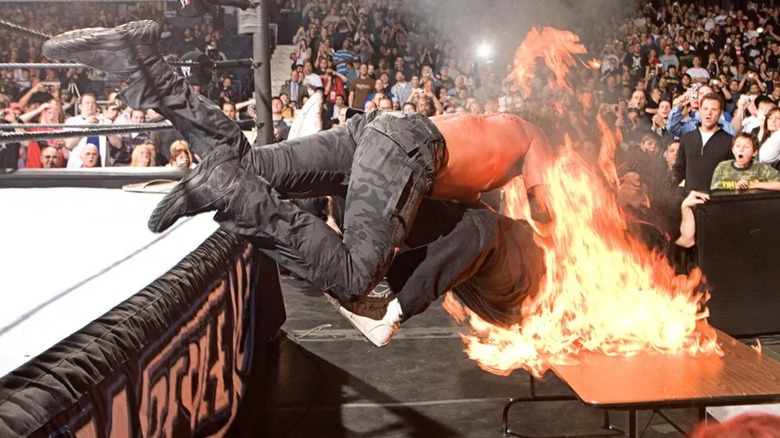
xmin=521 ymin=120 xmax=554 ymax=190
xmin=426 ymin=90 xmax=443 ymax=115
xmin=750 ymin=181 xmax=780 ymax=191
xmin=731 ymin=95 xmax=749 ymax=134
xmin=18 ymin=82 xmax=45 ymax=110
xmin=676 ymin=190 xmax=709 ymax=248
xmin=19 ymin=104 xmax=47 ymax=123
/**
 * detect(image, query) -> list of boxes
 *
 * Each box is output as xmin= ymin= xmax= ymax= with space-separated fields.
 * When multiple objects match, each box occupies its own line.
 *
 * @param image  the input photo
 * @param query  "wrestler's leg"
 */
xmin=42 ymin=20 xmax=358 ymax=198
xmin=216 ymin=112 xmax=443 ymax=303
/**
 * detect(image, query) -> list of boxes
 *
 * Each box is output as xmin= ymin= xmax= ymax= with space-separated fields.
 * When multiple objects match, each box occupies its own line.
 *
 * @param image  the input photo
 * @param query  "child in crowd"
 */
xmin=676 ymin=133 xmax=780 ymax=248
xmin=710 ymin=133 xmax=780 ymax=190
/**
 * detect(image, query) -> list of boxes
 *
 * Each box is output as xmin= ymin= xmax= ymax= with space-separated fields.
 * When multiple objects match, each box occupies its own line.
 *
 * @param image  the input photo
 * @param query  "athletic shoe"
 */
xmin=43 ymin=20 xmax=161 ymax=82
xmin=148 ymin=147 xmax=242 ymax=233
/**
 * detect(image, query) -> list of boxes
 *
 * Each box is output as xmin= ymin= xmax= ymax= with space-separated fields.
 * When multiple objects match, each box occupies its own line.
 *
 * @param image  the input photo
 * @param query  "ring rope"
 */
xmin=0 ymin=123 xmax=169 ymax=130
xmin=0 ymin=123 xmax=175 ymax=142
xmin=0 ymin=18 xmax=52 ymax=40
xmin=0 ymin=63 xmax=88 ymax=69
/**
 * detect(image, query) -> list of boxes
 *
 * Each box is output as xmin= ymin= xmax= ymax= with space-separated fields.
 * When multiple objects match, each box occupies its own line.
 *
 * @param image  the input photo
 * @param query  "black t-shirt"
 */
xmin=624 ymin=53 xmax=645 ymax=76
xmin=664 ymin=74 xmax=681 ymax=94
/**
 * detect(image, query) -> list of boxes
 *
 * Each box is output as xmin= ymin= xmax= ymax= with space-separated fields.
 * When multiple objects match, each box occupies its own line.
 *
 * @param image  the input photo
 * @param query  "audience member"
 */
xmin=673 ymin=93 xmax=734 ymax=191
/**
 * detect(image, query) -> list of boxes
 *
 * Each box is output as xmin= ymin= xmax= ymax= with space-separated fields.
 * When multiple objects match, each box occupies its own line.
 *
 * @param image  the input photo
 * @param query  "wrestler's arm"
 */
xmin=520 ymin=120 xmax=555 ymax=226
xmin=520 ymin=120 xmax=553 ymax=190
xmin=676 ymin=190 xmax=708 ymax=248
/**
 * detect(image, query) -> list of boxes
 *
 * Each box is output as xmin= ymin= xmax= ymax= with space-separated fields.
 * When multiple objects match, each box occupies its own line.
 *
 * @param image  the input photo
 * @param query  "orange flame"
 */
xmin=453 ymin=149 xmax=722 ymax=378
xmin=584 ymin=58 xmax=602 ymax=70
xmin=596 ymin=115 xmax=619 ymax=188
xmin=508 ymin=27 xmax=587 ymax=97
xmin=448 ymin=26 xmax=723 ymax=379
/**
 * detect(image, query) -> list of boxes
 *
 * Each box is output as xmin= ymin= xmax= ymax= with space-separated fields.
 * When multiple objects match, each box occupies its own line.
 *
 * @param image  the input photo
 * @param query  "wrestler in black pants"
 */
xmin=121 ymin=61 xmax=543 ymax=325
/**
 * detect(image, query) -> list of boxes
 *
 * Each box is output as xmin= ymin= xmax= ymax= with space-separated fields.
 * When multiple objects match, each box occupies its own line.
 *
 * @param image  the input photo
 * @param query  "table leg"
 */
xmin=629 ymin=410 xmax=637 ymax=438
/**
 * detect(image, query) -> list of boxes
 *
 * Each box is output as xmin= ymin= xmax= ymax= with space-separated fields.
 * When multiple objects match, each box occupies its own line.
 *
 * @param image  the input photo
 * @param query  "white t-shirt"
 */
xmin=65 ymin=115 xmax=110 ymax=168
xmin=687 ymin=67 xmax=710 ymax=81
xmin=701 ymin=129 xmax=716 ymax=147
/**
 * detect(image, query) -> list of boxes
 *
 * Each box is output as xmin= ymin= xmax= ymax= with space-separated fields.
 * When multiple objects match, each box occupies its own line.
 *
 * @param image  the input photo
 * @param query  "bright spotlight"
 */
xmin=477 ymin=44 xmax=493 ymax=59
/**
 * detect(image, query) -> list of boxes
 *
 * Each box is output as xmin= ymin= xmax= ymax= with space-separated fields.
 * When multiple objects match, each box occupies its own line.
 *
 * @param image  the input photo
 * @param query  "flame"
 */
xmin=452 ymin=148 xmax=722 ymax=378
xmin=508 ymin=27 xmax=587 ymax=97
xmin=596 ymin=116 xmax=619 ymax=187
xmin=447 ymin=26 xmax=723 ymax=379
xmin=584 ymin=58 xmax=602 ymax=69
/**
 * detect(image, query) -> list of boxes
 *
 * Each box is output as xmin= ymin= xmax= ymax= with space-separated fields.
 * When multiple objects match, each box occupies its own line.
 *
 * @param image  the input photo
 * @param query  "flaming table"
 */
xmin=502 ymin=329 xmax=780 ymax=437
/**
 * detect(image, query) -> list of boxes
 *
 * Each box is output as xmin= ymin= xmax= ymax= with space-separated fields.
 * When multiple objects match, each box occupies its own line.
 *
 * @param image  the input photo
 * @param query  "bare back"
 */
xmin=430 ymin=113 xmax=553 ymax=202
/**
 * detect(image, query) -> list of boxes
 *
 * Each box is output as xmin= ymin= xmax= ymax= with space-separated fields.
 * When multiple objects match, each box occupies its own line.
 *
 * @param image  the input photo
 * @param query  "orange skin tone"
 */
xmin=429 ymin=113 xmax=553 ymax=203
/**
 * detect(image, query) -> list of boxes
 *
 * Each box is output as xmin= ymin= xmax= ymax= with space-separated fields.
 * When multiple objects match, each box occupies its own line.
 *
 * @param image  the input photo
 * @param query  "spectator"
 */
xmin=332 ymin=38 xmax=357 ymax=78
xmin=348 ymin=63 xmax=374 ymax=109
xmin=271 ymin=96 xmax=290 ymax=142
xmin=672 ymin=93 xmax=734 ymax=191
xmin=659 ymin=45 xmax=680 ymax=71
xmin=757 ymin=107 xmax=780 ymax=168
xmin=64 ymin=93 xmax=120 ymax=168
xmin=663 ymin=140 xmax=680 ymax=173
xmin=301 ymin=59 xmax=323 ymax=95
xmin=278 ymin=93 xmax=294 ymax=119
xmin=667 ymin=85 xmax=736 ymax=137
xmin=80 ymin=143 xmax=99 ymax=168
xmin=166 ymin=139 xmax=195 ymax=169
xmin=129 ymin=141 xmax=157 ymax=167
xmin=38 ymin=145 xmax=60 ymax=169
xmin=734 ymin=95 xmax=776 ymax=135
xmin=330 ymin=93 xmax=347 ymax=121
xmin=222 ymin=101 xmax=238 ymax=121
xmin=687 ymin=55 xmax=711 ymax=84
xmin=391 ymin=71 xmax=412 ymax=107
xmin=280 ymin=70 xmax=308 ymax=103
xmin=711 ymin=133 xmax=780 ymax=190
xmin=115 ymin=109 xmax=149 ymax=166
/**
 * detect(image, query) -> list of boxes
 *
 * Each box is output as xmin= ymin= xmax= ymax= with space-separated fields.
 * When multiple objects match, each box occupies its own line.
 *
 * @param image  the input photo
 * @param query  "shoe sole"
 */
xmin=43 ymin=20 xmax=159 ymax=60
xmin=147 ymin=152 xmax=236 ymax=233
xmin=338 ymin=306 xmax=395 ymax=347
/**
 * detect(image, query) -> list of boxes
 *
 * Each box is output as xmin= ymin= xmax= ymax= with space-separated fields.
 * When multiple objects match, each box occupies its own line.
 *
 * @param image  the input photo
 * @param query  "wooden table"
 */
xmin=502 ymin=330 xmax=780 ymax=437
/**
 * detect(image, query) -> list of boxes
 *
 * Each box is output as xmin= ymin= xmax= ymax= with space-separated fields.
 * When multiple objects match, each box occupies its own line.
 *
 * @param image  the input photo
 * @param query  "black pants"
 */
xmin=220 ymin=111 xmax=443 ymax=303
xmin=122 ymin=62 xmax=543 ymax=324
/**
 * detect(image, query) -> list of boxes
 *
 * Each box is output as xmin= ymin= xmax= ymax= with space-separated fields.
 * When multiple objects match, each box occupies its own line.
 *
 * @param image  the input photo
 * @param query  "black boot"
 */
xmin=42 ymin=20 xmax=161 ymax=82
xmin=148 ymin=147 xmax=243 ymax=233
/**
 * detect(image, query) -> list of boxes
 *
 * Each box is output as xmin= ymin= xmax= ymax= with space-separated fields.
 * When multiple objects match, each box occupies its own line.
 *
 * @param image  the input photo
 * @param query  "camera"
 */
xmin=41 ymin=81 xmax=60 ymax=91
xmin=206 ymin=47 xmax=219 ymax=62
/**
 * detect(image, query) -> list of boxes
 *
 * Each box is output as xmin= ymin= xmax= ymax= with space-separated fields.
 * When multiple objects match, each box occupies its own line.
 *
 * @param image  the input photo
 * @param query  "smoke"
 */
xmin=409 ymin=0 xmax=631 ymax=68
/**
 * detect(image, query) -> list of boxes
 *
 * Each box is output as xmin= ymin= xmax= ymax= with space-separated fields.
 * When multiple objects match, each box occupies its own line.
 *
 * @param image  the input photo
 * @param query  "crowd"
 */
xmin=4 ymin=0 xmax=780 ymax=252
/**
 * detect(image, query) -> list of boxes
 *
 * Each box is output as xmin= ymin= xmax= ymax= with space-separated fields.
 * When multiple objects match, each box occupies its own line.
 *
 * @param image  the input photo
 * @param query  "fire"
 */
xmin=596 ymin=115 xmax=619 ymax=187
xmin=450 ymin=147 xmax=721 ymax=378
xmin=584 ymin=58 xmax=602 ymax=69
xmin=508 ymin=27 xmax=587 ymax=97
xmin=445 ymin=27 xmax=722 ymax=378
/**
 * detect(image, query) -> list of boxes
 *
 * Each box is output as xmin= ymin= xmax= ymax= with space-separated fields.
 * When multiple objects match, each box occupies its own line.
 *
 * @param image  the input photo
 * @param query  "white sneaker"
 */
xmin=339 ymin=304 xmax=399 ymax=347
